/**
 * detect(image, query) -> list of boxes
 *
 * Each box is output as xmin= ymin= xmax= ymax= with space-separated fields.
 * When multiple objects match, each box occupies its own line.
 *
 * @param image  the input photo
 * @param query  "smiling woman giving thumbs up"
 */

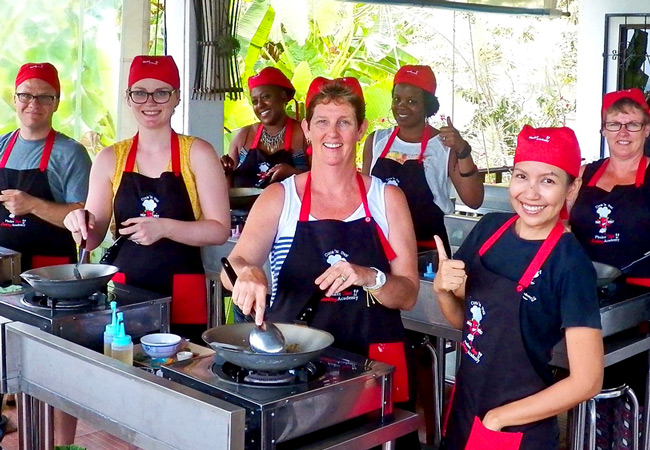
xmin=435 ymin=125 xmax=603 ymax=450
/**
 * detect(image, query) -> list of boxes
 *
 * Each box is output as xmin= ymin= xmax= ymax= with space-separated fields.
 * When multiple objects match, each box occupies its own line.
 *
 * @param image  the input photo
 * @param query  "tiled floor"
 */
xmin=0 ymin=401 xmax=136 ymax=450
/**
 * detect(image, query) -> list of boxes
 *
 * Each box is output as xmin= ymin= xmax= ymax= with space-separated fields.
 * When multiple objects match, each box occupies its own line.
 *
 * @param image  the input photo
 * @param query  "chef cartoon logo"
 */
xmin=385 ymin=177 xmax=400 ymax=187
xmin=1 ymin=213 xmax=26 ymax=228
xmin=322 ymin=250 xmax=359 ymax=302
xmin=140 ymin=195 xmax=160 ymax=218
xmin=461 ymin=301 xmax=485 ymax=363
xmin=595 ymin=204 xmax=614 ymax=234
xmin=522 ymin=270 xmax=541 ymax=303
xmin=256 ymin=162 xmax=271 ymax=187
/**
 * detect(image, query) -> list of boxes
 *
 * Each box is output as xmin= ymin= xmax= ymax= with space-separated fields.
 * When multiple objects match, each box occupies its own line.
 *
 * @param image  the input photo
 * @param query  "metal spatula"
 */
xmin=73 ymin=210 xmax=89 ymax=280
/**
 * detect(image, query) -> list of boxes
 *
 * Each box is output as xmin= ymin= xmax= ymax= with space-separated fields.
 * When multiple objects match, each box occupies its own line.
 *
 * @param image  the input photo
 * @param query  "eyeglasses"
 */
xmin=603 ymin=121 xmax=645 ymax=132
xmin=15 ymin=92 xmax=58 ymax=106
xmin=127 ymin=89 xmax=177 ymax=104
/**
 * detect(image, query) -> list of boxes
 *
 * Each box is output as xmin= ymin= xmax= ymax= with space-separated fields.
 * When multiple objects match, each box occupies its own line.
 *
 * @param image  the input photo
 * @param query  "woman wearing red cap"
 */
xmin=64 ymin=55 xmax=230 ymax=342
xmin=435 ymin=125 xmax=603 ymax=449
xmin=568 ymin=88 xmax=650 ymax=442
xmin=569 ymin=88 xmax=650 ymax=285
xmin=223 ymin=76 xmax=420 ymax=447
xmin=222 ymin=67 xmax=308 ymax=188
xmin=362 ymin=65 xmax=483 ymax=254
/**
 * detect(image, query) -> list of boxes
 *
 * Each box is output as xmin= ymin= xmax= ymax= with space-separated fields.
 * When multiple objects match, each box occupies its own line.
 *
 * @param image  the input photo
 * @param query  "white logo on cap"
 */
xmin=528 ymin=135 xmax=550 ymax=143
xmin=143 ymin=60 xmax=159 ymax=65
xmin=406 ymin=69 xmax=419 ymax=75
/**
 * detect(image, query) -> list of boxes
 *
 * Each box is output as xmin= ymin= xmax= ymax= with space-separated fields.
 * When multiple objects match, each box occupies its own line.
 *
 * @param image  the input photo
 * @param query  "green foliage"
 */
xmin=0 ymin=1 xmax=121 ymax=153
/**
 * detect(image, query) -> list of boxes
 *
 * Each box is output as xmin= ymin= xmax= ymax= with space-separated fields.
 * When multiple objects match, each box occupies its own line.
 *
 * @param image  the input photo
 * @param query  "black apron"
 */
xmin=0 ymin=129 xmax=76 ymax=271
xmin=570 ymin=157 xmax=650 ymax=286
xmin=232 ymin=118 xmax=298 ymax=188
xmin=444 ymin=216 xmax=563 ymax=450
xmin=112 ymin=131 xmax=206 ymax=325
xmin=267 ymin=172 xmax=411 ymax=402
xmin=370 ymin=126 xmax=451 ymax=254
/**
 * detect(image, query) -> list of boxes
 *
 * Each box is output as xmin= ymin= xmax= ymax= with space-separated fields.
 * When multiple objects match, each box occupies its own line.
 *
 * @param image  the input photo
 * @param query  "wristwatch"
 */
xmin=364 ymin=267 xmax=387 ymax=291
xmin=456 ymin=143 xmax=472 ymax=160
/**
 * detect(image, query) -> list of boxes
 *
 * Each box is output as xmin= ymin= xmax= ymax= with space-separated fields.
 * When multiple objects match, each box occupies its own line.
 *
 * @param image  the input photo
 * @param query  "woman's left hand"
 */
xmin=120 ymin=217 xmax=168 ymax=246
xmin=481 ymin=409 xmax=503 ymax=431
xmin=439 ymin=117 xmax=469 ymax=155
xmin=315 ymin=261 xmax=376 ymax=297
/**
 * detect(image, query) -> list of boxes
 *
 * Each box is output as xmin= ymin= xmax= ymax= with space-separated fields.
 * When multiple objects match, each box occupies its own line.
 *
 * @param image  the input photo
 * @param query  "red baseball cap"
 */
xmin=128 ymin=55 xmax=180 ymax=89
xmin=602 ymin=88 xmax=650 ymax=115
xmin=15 ymin=62 xmax=60 ymax=95
xmin=247 ymin=67 xmax=295 ymax=99
xmin=394 ymin=65 xmax=436 ymax=95
xmin=514 ymin=125 xmax=581 ymax=178
xmin=305 ymin=76 xmax=364 ymax=108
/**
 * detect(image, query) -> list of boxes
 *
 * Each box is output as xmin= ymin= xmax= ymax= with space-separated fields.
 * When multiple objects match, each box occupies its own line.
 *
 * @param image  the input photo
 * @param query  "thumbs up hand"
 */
xmin=439 ymin=117 xmax=467 ymax=155
xmin=433 ymin=235 xmax=467 ymax=294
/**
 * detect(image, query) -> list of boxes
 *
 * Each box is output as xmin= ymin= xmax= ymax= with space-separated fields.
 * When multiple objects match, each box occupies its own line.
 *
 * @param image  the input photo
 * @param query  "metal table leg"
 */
xmin=422 ymin=337 xmax=442 ymax=448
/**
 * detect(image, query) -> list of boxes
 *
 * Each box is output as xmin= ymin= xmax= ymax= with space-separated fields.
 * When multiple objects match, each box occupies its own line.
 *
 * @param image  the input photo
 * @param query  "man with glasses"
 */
xmin=0 ymin=62 xmax=91 ymax=272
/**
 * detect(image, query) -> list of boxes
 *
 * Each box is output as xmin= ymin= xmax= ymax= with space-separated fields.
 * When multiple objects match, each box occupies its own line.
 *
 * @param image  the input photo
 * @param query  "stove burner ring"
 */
xmin=20 ymin=291 xmax=112 ymax=310
xmin=213 ymin=360 xmax=327 ymax=387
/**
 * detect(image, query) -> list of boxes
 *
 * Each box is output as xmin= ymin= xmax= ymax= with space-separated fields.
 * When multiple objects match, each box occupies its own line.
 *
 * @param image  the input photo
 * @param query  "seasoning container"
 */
xmin=111 ymin=312 xmax=133 ymax=365
xmin=103 ymin=301 xmax=118 ymax=356
xmin=423 ymin=263 xmax=436 ymax=281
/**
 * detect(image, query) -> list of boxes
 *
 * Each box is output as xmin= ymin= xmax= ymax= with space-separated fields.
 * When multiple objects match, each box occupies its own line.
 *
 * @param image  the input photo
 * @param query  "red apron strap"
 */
xmin=250 ymin=123 xmax=264 ymax=149
xmin=378 ymin=126 xmax=432 ymax=164
xmin=284 ymin=118 xmax=295 ymax=151
xmin=0 ymin=130 xmax=21 ymax=168
xmin=478 ymin=215 xmax=564 ymax=292
xmin=517 ymin=220 xmax=564 ymax=291
xmin=124 ymin=131 xmax=181 ymax=176
xmin=635 ymin=156 xmax=646 ymax=187
xmin=587 ymin=157 xmax=645 ymax=188
xmin=38 ymin=129 xmax=57 ymax=172
xmin=124 ymin=133 xmax=139 ymax=173
xmin=298 ymin=172 xmax=312 ymax=222
xmin=0 ymin=129 xmax=55 ymax=171
xmin=478 ymin=215 xmax=518 ymax=256
xmin=418 ymin=125 xmax=433 ymax=164
xmin=356 ymin=173 xmax=397 ymax=261
xmin=587 ymin=159 xmax=609 ymax=187
xmin=379 ymin=127 xmax=400 ymax=159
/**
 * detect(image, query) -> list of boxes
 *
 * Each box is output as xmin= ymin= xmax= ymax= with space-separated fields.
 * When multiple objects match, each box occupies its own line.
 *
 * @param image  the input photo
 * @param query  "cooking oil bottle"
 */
xmin=103 ymin=301 xmax=118 ymax=356
xmin=111 ymin=312 xmax=133 ymax=365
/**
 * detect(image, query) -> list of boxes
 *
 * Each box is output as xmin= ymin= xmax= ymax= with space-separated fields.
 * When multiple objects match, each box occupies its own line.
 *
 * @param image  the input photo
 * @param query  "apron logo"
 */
xmin=140 ymin=195 xmax=160 ymax=218
xmin=385 ymin=177 xmax=400 ymax=187
xmin=461 ymin=300 xmax=484 ymax=363
xmin=2 ymin=213 xmax=26 ymax=228
xmin=324 ymin=250 xmax=349 ymax=265
xmin=592 ymin=203 xmax=619 ymax=243
xmin=256 ymin=162 xmax=271 ymax=187
xmin=522 ymin=270 xmax=541 ymax=302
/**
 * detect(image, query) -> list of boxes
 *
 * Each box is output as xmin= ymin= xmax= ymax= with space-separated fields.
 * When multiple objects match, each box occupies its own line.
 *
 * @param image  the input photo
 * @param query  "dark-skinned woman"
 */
xmin=222 ymin=67 xmax=308 ymax=187
xmin=362 ymin=65 xmax=484 ymax=254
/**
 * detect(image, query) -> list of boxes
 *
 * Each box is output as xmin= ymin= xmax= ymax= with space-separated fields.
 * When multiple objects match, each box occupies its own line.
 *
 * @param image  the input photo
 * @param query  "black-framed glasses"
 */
xmin=127 ymin=89 xmax=177 ymax=104
xmin=15 ymin=92 xmax=59 ymax=106
xmin=603 ymin=121 xmax=645 ymax=132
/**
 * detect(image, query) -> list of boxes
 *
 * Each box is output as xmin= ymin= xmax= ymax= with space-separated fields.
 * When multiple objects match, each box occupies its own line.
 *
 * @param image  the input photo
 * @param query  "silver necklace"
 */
xmin=260 ymin=126 xmax=286 ymax=152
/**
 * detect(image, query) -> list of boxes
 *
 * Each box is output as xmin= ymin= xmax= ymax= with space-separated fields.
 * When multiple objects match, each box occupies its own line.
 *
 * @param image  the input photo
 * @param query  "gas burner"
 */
xmin=212 ymin=360 xmax=326 ymax=387
xmin=21 ymin=291 xmax=112 ymax=310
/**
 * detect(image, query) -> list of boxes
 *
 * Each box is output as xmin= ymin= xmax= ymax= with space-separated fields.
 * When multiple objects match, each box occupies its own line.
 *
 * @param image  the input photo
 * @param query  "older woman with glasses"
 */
xmin=64 ymin=55 xmax=231 ymax=343
xmin=569 ymin=88 xmax=650 ymax=286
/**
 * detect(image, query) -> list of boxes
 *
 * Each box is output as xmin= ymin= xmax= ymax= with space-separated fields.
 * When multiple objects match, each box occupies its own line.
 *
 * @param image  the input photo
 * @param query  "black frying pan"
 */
xmin=593 ymin=250 xmax=650 ymax=287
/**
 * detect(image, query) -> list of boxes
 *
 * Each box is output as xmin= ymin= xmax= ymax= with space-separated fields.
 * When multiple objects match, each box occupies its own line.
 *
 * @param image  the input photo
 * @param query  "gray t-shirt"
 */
xmin=0 ymin=131 xmax=91 ymax=204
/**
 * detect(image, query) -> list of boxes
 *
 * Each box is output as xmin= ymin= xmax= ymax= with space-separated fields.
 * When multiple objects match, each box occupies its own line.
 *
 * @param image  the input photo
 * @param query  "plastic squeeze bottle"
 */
xmin=111 ymin=312 xmax=133 ymax=365
xmin=103 ymin=301 xmax=118 ymax=356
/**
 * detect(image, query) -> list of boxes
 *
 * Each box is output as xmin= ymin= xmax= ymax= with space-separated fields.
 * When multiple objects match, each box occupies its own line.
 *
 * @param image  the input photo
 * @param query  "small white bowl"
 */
xmin=140 ymin=333 xmax=182 ymax=359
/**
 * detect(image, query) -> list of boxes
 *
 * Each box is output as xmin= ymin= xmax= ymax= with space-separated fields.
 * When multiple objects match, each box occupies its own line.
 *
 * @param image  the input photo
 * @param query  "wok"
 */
xmin=21 ymin=264 xmax=119 ymax=298
xmin=203 ymin=323 xmax=334 ymax=371
xmin=593 ymin=251 xmax=650 ymax=287
xmin=229 ymin=187 xmax=262 ymax=210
